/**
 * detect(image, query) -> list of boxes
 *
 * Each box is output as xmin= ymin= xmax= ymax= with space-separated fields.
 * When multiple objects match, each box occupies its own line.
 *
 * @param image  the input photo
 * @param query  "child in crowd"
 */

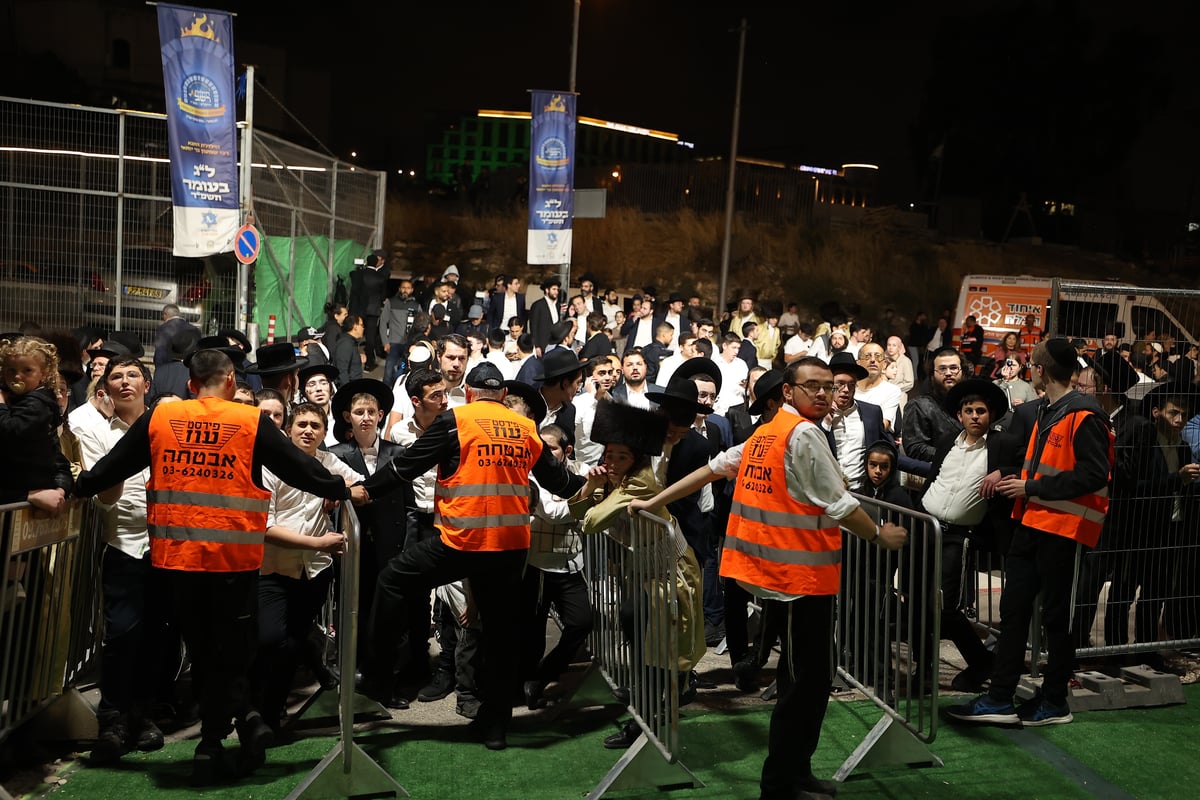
xmin=0 ymin=336 xmax=72 ymax=512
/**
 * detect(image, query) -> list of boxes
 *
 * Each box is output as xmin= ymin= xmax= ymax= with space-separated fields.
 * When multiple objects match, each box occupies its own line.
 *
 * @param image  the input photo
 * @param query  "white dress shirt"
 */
xmin=921 ymin=431 xmax=989 ymax=526
xmin=76 ymin=414 xmax=150 ymax=558
xmin=261 ymin=450 xmax=363 ymax=579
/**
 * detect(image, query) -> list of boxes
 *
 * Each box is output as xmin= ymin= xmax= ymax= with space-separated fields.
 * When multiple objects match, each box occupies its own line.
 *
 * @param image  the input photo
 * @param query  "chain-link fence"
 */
xmin=0 ymin=96 xmax=385 ymax=351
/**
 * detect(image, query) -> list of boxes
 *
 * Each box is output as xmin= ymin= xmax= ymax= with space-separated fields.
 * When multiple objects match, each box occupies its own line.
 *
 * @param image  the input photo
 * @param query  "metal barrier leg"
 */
xmin=834 ymin=713 xmax=944 ymax=782
xmin=286 ymin=507 xmax=406 ymax=800
xmin=586 ymin=734 xmax=703 ymax=799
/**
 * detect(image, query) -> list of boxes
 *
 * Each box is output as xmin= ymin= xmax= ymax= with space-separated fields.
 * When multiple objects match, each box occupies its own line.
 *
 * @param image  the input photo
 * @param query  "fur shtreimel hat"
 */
xmin=590 ymin=399 xmax=668 ymax=458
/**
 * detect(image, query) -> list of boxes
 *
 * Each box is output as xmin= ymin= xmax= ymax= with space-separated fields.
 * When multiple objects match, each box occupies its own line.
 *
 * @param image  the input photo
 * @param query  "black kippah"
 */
xmin=1044 ymin=338 xmax=1077 ymax=370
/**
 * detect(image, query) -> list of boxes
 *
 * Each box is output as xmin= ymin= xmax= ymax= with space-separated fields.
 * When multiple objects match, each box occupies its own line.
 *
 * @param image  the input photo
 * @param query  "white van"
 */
xmin=952 ymin=274 xmax=1197 ymax=358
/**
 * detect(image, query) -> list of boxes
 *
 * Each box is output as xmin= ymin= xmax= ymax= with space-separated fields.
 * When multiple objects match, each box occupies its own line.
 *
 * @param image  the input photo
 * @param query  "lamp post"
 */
xmin=717 ymin=19 xmax=749 ymax=323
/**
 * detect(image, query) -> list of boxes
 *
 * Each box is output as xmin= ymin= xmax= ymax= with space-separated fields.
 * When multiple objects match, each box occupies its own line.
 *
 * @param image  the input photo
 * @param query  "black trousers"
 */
xmin=161 ymin=568 xmax=258 ymax=744
xmin=363 ymin=314 xmax=382 ymax=363
xmin=759 ymin=595 xmax=835 ymax=800
xmin=368 ymin=538 xmax=526 ymax=728
xmin=99 ymin=547 xmax=177 ymax=718
xmin=989 ymin=525 xmax=1078 ymax=706
xmin=519 ymin=567 xmax=593 ymax=684
xmin=254 ymin=569 xmax=333 ymax=722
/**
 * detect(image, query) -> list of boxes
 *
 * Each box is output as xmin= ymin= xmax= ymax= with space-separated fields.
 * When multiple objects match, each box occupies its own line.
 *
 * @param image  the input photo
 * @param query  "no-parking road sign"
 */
xmin=234 ymin=224 xmax=261 ymax=265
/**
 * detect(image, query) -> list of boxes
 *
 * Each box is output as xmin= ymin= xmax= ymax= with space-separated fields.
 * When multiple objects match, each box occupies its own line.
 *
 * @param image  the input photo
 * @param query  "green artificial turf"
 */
xmin=35 ymin=686 xmax=1200 ymax=799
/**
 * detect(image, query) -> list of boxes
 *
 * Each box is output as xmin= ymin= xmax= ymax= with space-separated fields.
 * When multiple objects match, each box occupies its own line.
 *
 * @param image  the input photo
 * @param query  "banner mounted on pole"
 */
xmin=527 ymin=91 xmax=576 ymax=265
xmin=157 ymin=3 xmax=239 ymax=257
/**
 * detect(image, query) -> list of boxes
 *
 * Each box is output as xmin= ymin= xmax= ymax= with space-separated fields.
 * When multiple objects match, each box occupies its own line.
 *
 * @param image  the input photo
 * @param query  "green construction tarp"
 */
xmin=252 ymin=236 xmax=368 ymax=338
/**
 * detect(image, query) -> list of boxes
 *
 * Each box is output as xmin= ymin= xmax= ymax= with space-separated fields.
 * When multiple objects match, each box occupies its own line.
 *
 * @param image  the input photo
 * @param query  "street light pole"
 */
xmin=561 ymin=0 xmax=582 ymax=303
xmin=569 ymin=0 xmax=581 ymax=93
xmin=717 ymin=19 xmax=748 ymax=326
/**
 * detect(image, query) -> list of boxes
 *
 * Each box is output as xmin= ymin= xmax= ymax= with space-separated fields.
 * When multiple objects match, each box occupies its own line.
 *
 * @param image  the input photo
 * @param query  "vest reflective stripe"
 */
xmin=1014 ymin=408 xmax=1113 ymax=548
xmin=436 ymin=483 xmax=530 ymax=499
xmin=728 ymin=501 xmax=837 ymax=531
xmin=724 ymin=535 xmax=842 ymax=567
xmin=435 ymin=512 xmax=534 ymax=529
xmin=147 ymin=489 xmax=270 ymax=513
xmin=436 ymin=402 xmax=544 ymax=552
xmin=149 ymin=524 xmax=266 ymax=544
xmin=722 ymin=412 xmax=843 ymax=596
xmin=146 ymin=397 xmax=271 ymax=572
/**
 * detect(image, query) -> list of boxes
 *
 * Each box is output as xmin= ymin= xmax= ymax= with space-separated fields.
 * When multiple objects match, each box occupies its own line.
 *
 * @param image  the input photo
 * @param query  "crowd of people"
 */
xmin=2 ymin=263 xmax=1199 ymax=800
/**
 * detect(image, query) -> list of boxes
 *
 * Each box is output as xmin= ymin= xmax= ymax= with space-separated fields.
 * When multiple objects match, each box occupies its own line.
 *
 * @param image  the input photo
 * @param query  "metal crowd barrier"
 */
xmin=1 ymin=500 xmax=104 ymax=749
xmin=576 ymin=509 xmax=703 ymax=799
xmin=834 ymin=495 xmax=943 ymax=780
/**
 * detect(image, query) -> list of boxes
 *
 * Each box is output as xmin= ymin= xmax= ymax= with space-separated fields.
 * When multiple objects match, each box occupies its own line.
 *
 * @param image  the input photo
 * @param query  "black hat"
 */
xmin=298 ymin=363 xmax=339 ymax=389
xmin=332 ymin=378 xmax=394 ymax=420
xmin=749 ymin=369 xmax=785 ymax=416
xmin=577 ymin=271 xmax=598 ymax=285
xmin=297 ymin=326 xmax=325 ymax=341
xmin=87 ymin=340 xmax=131 ymax=360
xmin=642 ymin=285 xmax=657 ymax=298
xmin=591 ymin=398 xmax=668 ymax=457
xmin=671 ymin=357 xmax=722 ymax=395
xmin=1043 ymin=338 xmax=1078 ymax=371
xmin=169 ymin=329 xmax=202 ymax=359
xmin=541 ymin=348 xmax=589 ymax=382
xmin=465 ymin=361 xmax=505 ymax=390
xmin=503 ymin=380 xmax=547 ymax=425
xmin=540 ymin=276 xmax=562 ymax=291
xmin=946 ymin=378 xmax=1008 ymax=422
xmin=107 ymin=330 xmax=145 ymax=359
xmin=218 ymin=327 xmax=253 ymax=354
xmin=668 ymin=291 xmax=685 ymax=304
xmin=827 ymin=351 xmax=868 ymax=381
xmin=244 ymin=341 xmax=308 ymax=375
xmin=184 ymin=335 xmax=244 ymax=367
xmin=646 ymin=378 xmax=713 ymax=417
xmin=1092 ymin=350 xmax=1139 ymax=395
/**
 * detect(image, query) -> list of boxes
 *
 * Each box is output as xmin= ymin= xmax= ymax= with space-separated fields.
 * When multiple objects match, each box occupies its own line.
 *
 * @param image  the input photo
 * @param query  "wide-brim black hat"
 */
xmin=646 ymin=378 xmax=712 ymax=417
xmin=245 ymin=342 xmax=309 ymax=375
xmin=946 ymin=378 xmax=1009 ymax=422
xmin=503 ymin=379 xmax=547 ymax=425
xmin=541 ymin=348 xmax=588 ymax=382
xmin=298 ymin=363 xmax=340 ymax=389
xmin=591 ymin=398 xmax=668 ymax=457
xmin=169 ymin=329 xmax=202 ymax=359
xmin=1092 ymin=350 xmax=1140 ymax=396
xmin=184 ymin=335 xmax=245 ymax=367
xmin=827 ymin=351 xmax=868 ymax=381
xmin=87 ymin=341 xmax=131 ymax=360
xmin=106 ymin=330 xmax=145 ymax=359
xmin=332 ymin=377 xmax=394 ymax=421
xmin=749 ymin=369 xmax=785 ymax=416
xmin=672 ymin=356 xmax=722 ymax=394
xmin=218 ymin=327 xmax=253 ymax=354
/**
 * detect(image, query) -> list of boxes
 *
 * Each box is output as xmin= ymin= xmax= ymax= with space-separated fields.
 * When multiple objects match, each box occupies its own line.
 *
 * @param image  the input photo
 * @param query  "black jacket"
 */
xmin=528 ymin=297 xmax=560 ymax=353
xmin=901 ymin=385 xmax=962 ymax=463
xmin=827 ymin=399 xmax=930 ymax=482
xmin=0 ymin=387 xmax=72 ymax=502
xmin=922 ymin=426 xmax=1022 ymax=552
xmin=330 ymin=438 xmax=412 ymax=561
xmin=579 ymin=332 xmax=614 ymax=362
xmin=349 ymin=266 xmax=388 ymax=317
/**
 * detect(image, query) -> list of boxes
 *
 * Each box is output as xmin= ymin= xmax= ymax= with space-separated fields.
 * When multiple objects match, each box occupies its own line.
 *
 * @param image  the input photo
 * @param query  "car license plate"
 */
xmin=123 ymin=285 xmax=170 ymax=300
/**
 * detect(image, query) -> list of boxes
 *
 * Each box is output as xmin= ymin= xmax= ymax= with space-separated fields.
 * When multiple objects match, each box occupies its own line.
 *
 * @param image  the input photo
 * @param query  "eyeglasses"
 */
xmin=933 ymin=365 xmax=962 ymax=375
xmin=860 ymin=353 xmax=887 ymax=363
xmin=793 ymin=381 xmax=836 ymax=395
xmin=832 ymin=381 xmax=856 ymax=392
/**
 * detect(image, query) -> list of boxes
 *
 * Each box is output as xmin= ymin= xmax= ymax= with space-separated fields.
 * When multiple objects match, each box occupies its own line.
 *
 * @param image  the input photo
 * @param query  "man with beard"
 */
xmin=611 ymin=349 xmax=661 ymax=409
xmin=528 ymin=277 xmax=563 ymax=357
xmin=573 ymin=355 xmax=620 ymax=465
xmin=903 ymin=346 xmax=967 ymax=463
xmin=380 ymin=279 xmax=420 ymax=385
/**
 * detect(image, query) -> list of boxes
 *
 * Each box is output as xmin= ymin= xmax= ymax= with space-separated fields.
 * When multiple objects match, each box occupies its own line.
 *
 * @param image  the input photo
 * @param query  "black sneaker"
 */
xmin=523 ymin=679 xmax=547 ymax=709
xmin=417 ymin=670 xmax=455 ymax=702
xmin=798 ymin=773 xmax=839 ymax=797
xmin=90 ymin=716 xmax=131 ymax=764
xmin=235 ymin=711 xmax=275 ymax=776
xmin=1018 ymin=696 xmax=1073 ymax=727
xmin=132 ymin=717 xmax=164 ymax=752
xmin=455 ymin=695 xmax=481 ymax=719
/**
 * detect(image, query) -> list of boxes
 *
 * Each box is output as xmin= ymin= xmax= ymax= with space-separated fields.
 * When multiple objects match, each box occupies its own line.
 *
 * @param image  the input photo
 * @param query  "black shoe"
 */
xmin=131 ymin=716 xmax=164 ymax=752
xmin=90 ymin=716 xmax=131 ymax=764
xmin=612 ymin=686 xmax=630 ymax=705
xmin=235 ymin=712 xmax=275 ymax=776
xmin=704 ymin=620 xmax=726 ymax=647
xmin=455 ymin=695 xmax=481 ymax=720
xmin=950 ymin=654 xmax=995 ymax=694
xmin=798 ymin=773 xmax=839 ymax=797
xmin=417 ymin=670 xmax=455 ymax=702
xmin=469 ymin=717 xmax=507 ymax=750
xmin=191 ymin=740 xmax=231 ymax=787
xmin=523 ymin=679 xmax=547 ymax=709
xmin=312 ymin=662 xmax=339 ymax=693
xmin=356 ymin=675 xmax=411 ymax=710
xmin=603 ymin=720 xmax=641 ymax=749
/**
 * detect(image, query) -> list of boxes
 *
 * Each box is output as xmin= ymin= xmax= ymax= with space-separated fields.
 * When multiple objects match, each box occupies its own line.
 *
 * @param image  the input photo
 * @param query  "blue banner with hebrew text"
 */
xmin=157 ymin=4 xmax=239 ymax=256
xmin=527 ymin=91 xmax=576 ymax=265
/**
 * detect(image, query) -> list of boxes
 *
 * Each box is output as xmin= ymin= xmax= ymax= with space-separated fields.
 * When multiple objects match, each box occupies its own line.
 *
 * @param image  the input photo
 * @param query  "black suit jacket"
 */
xmin=546 ymin=397 xmax=577 ymax=450
xmin=528 ymin=297 xmax=559 ymax=353
xmin=579 ymin=332 xmax=613 ymax=361
xmin=610 ymin=382 xmax=664 ymax=406
xmin=826 ymin=400 xmax=930 ymax=479
xmin=666 ymin=429 xmax=710 ymax=555
xmin=349 ymin=266 xmax=388 ymax=317
xmin=486 ymin=293 xmax=526 ymax=330
xmin=329 ymin=439 xmax=413 ymax=563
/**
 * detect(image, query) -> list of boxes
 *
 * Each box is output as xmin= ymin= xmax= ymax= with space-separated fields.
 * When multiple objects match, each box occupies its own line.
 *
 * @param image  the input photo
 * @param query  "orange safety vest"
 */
xmin=145 ymin=396 xmax=270 ymax=572
xmin=1018 ymin=325 xmax=1042 ymax=353
xmin=435 ymin=400 xmax=544 ymax=552
xmin=1013 ymin=408 xmax=1113 ymax=548
xmin=721 ymin=412 xmax=843 ymax=596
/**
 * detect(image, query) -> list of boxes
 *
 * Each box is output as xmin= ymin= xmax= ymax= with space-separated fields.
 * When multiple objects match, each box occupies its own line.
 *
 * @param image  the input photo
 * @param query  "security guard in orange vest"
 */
xmin=75 ymin=349 xmax=369 ymax=784
xmin=357 ymin=361 xmax=584 ymax=751
xmin=629 ymin=356 xmax=907 ymax=800
xmin=949 ymin=338 xmax=1114 ymax=728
